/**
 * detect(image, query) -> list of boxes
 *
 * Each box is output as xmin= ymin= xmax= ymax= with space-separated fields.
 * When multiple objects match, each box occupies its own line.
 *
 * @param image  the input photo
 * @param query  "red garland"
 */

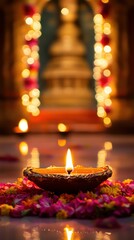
xmin=23 ymin=4 xmax=40 ymax=90
xmin=24 ymin=78 xmax=38 ymax=90
xmin=99 ymin=76 xmax=111 ymax=87
xmin=23 ymin=4 xmax=36 ymax=16
xmin=101 ymin=34 xmax=110 ymax=45
xmin=104 ymin=105 xmax=112 ymax=114
xmin=98 ymin=1 xmax=111 ymax=18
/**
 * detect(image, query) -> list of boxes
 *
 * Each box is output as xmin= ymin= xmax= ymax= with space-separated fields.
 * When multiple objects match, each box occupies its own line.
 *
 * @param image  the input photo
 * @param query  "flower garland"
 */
xmin=0 ymin=178 xmax=133 ymax=219
xmin=21 ymin=2 xmax=41 ymax=116
xmin=93 ymin=0 xmax=112 ymax=127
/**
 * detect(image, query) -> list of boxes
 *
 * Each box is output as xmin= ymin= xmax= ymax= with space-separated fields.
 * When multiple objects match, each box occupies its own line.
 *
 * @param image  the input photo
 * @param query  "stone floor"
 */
xmin=0 ymin=133 xmax=134 ymax=239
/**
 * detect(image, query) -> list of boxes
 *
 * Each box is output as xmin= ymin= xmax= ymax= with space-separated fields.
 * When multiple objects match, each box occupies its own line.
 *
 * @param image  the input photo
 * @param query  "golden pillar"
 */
xmin=41 ymin=0 xmax=93 ymax=107
xmin=0 ymin=1 xmax=28 ymax=133
xmin=110 ymin=0 xmax=134 ymax=132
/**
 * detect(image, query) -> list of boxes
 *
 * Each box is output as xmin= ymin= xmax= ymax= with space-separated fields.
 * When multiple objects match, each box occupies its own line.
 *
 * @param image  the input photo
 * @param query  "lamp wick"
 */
xmin=67 ymin=169 xmax=72 ymax=175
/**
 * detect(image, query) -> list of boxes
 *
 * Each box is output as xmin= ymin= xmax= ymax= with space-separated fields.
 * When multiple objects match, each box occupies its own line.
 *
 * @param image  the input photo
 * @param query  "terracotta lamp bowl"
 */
xmin=23 ymin=165 xmax=112 ymax=194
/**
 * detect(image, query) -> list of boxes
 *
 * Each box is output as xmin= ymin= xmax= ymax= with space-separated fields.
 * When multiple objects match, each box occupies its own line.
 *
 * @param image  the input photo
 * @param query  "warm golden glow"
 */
xmin=27 ymin=57 xmax=34 ymax=65
xmin=32 ymin=45 xmax=39 ymax=51
xmin=95 ymin=93 xmax=104 ymax=103
xmin=102 ymin=0 xmax=109 ymax=3
xmin=21 ymin=94 xmax=29 ymax=106
xmin=32 ymin=108 xmax=40 ymax=116
xmin=104 ymin=141 xmax=113 ymax=150
xmin=19 ymin=141 xmax=28 ymax=156
xmin=18 ymin=119 xmax=28 ymax=132
xmin=103 ymin=69 xmax=111 ymax=77
xmin=93 ymin=14 xmax=103 ymax=24
xmin=104 ymin=45 xmax=111 ymax=53
xmin=65 ymin=149 xmax=74 ymax=174
xmin=25 ymin=34 xmax=32 ymax=41
xmin=61 ymin=8 xmax=69 ymax=16
xmin=104 ymin=86 xmax=112 ymax=94
xmin=64 ymin=227 xmax=74 ymax=240
xmin=95 ymin=33 xmax=102 ymax=41
xmin=31 ymin=98 xmax=40 ymax=107
xmin=100 ymin=58 xmax=108 ymax=68
xmin=22 ymin=12 xmax=41 ymax=116
xmin=103 ymin=23 xmax=111 ymax=35
xmin=23 ymin=46 xmax=31 ymax=55
xmin=105 ymin=53 xmax=112 ymax=62
xmin=103 ymin=117 xmax=112 ymax=127
xmin=25 ymin=17 xmax=33 ymax=25
xmin=28 ymin=148 xmax=40 ymax=168
xmin=97 ymin=106 xmax=106 ymax=118
xmin=29 ymin=88 xmax=40 ymax=98
xmin=21 ymin=69 xmax=30 ymax=78
xmin=31 ymin=51 xmax=39 ymax=60
xmin=33 ymin=13 xmax=41 ymax=21
xmin=104 ymin=98 xmax=112 ymax=106
xmin=94 ymin=25 xmax=103 ymax=34
xmin=58 ymin=123 xmax=67 ymax=132
xmin=27 ymin=104 xmax=36 ymax=113
xmin=58 ymin=139 xmax=67 ymax=147
xmin=93 ymin=1 xmax=112 ymax=128
xmin=98 ymin=149 xmax=107 ymax=160
xmin=33 ymin=30 xmax=41 ymax=38
xmin=94 ymin=43 xmax=103 ymax=53
xmin=33 ymin=21 xmax=41 ymax=31
xmin=97 ymin=149 xmax=107 ymax=167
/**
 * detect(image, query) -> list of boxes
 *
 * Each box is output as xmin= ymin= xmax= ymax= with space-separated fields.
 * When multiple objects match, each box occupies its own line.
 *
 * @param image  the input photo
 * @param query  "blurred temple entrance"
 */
xmin=39 ymin=0 xmax=95 ymax=109
xmin=32 ymin=0 xmax=101 ymax=132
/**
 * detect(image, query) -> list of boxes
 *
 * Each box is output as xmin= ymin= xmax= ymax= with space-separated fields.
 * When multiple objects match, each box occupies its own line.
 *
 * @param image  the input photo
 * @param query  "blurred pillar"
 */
xmin=109 ymin=0 xmax=134 ymax=132
xmin=0 ymin=1 xmax=27 ymax=134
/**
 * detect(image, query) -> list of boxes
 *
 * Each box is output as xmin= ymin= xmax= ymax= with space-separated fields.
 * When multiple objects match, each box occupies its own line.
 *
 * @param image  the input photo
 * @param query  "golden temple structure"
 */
xmin=41 ymin=0 xmax=92 ymax=107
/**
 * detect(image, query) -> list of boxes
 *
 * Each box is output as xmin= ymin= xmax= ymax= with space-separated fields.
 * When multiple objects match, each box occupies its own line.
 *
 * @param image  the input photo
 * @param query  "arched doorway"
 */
xmin=22 ymin=0 xmax=113 ymax=131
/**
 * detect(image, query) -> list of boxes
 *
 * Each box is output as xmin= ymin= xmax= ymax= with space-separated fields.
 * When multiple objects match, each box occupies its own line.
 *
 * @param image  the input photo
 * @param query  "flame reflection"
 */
xmin=27 ymin=148 xmax=40 ymax=168
xmin=64 ymin=227 xmax=74 ymax=240
xmin=19 ymin=141 xmax=28 ymax=156
xmin=58 ymin=138 xmax=67 ymax=147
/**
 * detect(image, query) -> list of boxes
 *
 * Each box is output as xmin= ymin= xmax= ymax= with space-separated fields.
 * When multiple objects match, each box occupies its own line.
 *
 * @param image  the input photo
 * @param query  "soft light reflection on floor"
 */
xmin=0 ymin=134 xmax=134 ymax=240
xmin=0 ymin=217 xmax=134 ymax=240
xmin=0 ymin=133 xmax=134 ymax=182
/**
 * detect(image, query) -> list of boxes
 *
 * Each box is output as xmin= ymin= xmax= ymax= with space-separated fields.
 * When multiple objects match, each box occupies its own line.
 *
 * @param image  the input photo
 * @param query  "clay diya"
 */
xmin=23 ymin=149 xmax=112 ymax=194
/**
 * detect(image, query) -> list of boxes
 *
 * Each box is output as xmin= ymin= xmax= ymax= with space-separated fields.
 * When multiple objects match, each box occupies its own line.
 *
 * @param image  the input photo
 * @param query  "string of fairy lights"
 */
xmin=93 ymin=0 xmax=112 ymax=127
xmin=21 ymin=3 xmax=41 ymax=116
xmin=21 ymin=0 xmax=112 ymax=127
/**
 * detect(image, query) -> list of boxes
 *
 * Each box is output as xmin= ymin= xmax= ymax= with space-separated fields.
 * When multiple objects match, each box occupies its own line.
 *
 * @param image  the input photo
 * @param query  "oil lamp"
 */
xmin=23 ymin=149 xmax=112 ymax=194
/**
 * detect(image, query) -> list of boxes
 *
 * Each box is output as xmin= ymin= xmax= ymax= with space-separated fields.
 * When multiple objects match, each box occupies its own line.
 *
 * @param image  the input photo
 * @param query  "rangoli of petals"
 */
xmin=0 ymin=178 xmax=134 ymax=219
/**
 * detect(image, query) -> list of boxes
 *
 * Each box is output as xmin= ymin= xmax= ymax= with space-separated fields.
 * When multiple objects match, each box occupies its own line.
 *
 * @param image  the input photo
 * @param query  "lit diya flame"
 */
xmin=14 ymin=118 xmax=28 ymax=134
xmin=58 ymin=123 xmax=67 ymax=132
xmin=18 ymin=118 xmax=28 ymax=132
xmin=64 ymin=227 xmax=74 ymax=240
xmin=65 ymin=149 xmax=74 ymax=175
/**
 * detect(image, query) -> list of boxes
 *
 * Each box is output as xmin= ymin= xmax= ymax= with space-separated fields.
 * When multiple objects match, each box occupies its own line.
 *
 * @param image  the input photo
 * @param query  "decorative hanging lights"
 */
xmin=21 ymin=0 xmax=113 ymax=128
xmin=93 ymin=0 xmax=112 ymax=127
xmin=21 ymin=2 xmax=41 ymax=116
